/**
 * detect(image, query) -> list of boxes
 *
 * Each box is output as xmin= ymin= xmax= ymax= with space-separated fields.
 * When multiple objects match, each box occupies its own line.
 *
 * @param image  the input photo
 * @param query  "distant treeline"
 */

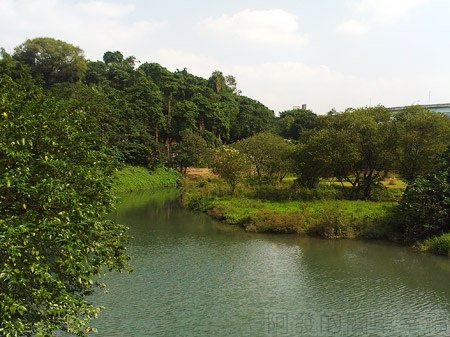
xmin=2 ymin=37 xmax=448 ymax=183
xmin=1 ymin=36 xmax=449 ymax=201
xmin=1 ymin=37 xmax=278 ymax=168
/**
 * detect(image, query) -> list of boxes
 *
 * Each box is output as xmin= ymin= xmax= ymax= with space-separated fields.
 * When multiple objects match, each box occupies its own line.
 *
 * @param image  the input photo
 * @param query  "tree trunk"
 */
xmin=167 ymin=95 xmax=172 ymax=127
xmin=199 ymin=115 xmax=205 ymax=131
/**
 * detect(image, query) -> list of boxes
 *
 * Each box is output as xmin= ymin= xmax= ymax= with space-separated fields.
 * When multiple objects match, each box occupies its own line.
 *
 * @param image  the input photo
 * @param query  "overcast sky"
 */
xmin=1 ymin=0 xmax=449 ymax=114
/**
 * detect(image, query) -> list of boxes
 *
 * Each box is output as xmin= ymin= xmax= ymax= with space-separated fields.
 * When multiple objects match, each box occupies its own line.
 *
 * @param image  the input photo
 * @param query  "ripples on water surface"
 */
xmin=89 ymin=190 xmax=450 ymax=337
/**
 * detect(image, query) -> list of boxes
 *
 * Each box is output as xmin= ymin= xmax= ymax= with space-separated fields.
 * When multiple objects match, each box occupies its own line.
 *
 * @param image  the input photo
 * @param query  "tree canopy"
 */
xmin=13 ymin=37 xmax=87 ymax=87
xmin=392 ymin=105 xmax=450 ymax=182
xmin=0 ymin=74 xmax=129 ymax=336
xmin=234 ymin=132 xmax=294 ymax=183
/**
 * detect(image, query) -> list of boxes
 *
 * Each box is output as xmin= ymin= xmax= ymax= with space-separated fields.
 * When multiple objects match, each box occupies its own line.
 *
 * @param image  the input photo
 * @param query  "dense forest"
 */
xmin=2 ymin=37 xmax=276 ymax=168
xmin=1 ymin=37 xmax=449 ymax=336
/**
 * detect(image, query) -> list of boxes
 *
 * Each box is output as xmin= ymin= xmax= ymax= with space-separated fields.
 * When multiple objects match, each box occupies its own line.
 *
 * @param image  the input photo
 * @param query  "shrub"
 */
xmin=307 ymin=206 xmax=353 ymax=239
xmin=291 ymin=185 xmax=344 ymax=201
xmin=395 ymin=147 xmax=450 ymax=243
xmin=210 ymin=146 xmax=251 ymax=194
xmin=246 ymin=212 xmax=307 ymax=233
xmin=397 ymin=173 xmax=449 ymax=243
xmin=421 ymin=233 xmax=450 ymax=256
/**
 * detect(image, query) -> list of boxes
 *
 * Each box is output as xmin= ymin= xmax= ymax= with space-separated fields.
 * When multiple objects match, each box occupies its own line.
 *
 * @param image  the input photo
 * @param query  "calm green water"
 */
xmin=90 ymin=190 xmax=450 ymax=337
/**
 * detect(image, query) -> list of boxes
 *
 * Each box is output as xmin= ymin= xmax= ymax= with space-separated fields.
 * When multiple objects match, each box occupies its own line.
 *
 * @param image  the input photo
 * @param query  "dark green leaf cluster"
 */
xmin=13 ymin=37 xmax=87 ymax=87
xmin=0 ymin=75 xmax=129 ymax=336
xmin=234 ymin=132 xmax=294 ymax=183
xmin=277 ymin=108 xmax=319 ymax=139
xmin=396 ymin=147 xmax=450 ymax=243
xmin=171 ymin=130 xmax=211 ymax=173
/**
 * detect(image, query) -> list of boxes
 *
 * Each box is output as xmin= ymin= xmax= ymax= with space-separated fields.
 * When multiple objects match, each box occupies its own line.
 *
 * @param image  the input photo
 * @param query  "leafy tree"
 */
xmin=0 ymin=75 xmax=129 ymax=336
xmin=211 ymin=147 xmax=251 ymax=194
xmin=0 ymin=49 xmax=35 ymax=87
xmin=293 ymin=142 xmax=323 ymax=188
xmin=84 ymin=60 xmax=108 ymax=85
xmin=392 ymin=105 xmax=450 ymax=182
xmin=192 ymin=89 xmax=214 ymax=132
xmin=328 ymin=107 xmax=393 ymax=199
xmin=172 ymin=130 xmax=210 ymax=173
xmin=171 ymin=101 xmax=199 ymax=140
xmin=294 ymin=127 xmax=360 ymax=189
xmin=225 ymin=75 xmax=238 ymax=94
xmin=49 ymin=83 xmax=119 ymax=151
xmin=234 ymin=132 xmax=294 ymax=183
xmin=13 ymin=37 xmax=87 ymax=87
xmin=205 ymin=71 xmax=239 ymax=142
xmin=140 ymin=62 xmax=179 ymax=154
xmin=103 ymin=50 xmax=125 ymax=65
xmin=230 ymin=96 xmax=275 ymax=141
xmin=397 ymin=147 xmax=450 ymax=243
xmin=124 ymin=70 xmax=164 ymax=143
xmin=208 ymin=70 xmax=227 ymax=94
xmin=278 ymin=108 xmax=319 ymax=140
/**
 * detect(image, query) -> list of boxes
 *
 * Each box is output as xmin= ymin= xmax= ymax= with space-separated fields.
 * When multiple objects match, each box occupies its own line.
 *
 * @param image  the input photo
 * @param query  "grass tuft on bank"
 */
xmin=112 ymin=166 xmax=181 ymax=194
xmin=420 ymin=233 xmax=450 ymax=257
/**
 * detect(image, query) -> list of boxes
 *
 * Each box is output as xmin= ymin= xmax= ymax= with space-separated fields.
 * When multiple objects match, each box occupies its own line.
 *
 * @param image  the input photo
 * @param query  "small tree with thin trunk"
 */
xmin=210 ymin=146 xmax=250 ymax=194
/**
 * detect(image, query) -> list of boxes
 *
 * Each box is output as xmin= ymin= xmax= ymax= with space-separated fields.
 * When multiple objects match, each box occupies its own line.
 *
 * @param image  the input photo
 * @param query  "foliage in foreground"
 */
xmin=0 ymin=75 xmax=129 ymax=336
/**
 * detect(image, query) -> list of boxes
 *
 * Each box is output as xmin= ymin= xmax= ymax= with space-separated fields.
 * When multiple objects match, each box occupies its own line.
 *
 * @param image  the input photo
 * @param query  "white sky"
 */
xmin=1 ymin=0 xmax=449 ymax=114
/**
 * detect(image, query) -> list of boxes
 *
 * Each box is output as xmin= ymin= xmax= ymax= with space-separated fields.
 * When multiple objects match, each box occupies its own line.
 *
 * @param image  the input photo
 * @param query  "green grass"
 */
xmin=112 ymin=166 xmax=181 ymax=194
xmin=114 ymin=188 xmax=179 ymax=211
xmin=182 ymin=178 xmax=396 ymax=239
xmin=420 ymin=233 xmax=450 ymax=257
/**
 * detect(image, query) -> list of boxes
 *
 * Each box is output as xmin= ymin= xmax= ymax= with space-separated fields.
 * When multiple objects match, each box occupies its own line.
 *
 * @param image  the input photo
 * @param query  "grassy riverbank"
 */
xmin=182 ymin=176 xmax=450 ymax=257
xmin=112 ymin=166 xmax=181 ymax=194
xmin=420 ymin=234 xmax=450 ymax=257
xmin=182 ymin=178 xmax=398 ymax=240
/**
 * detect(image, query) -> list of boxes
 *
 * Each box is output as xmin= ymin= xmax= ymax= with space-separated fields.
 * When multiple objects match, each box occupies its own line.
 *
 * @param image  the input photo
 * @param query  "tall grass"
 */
xmin=112 ymin=166 xmax=181 ymax=194
xmin=420 ymin=234 xmax=450 ymax=256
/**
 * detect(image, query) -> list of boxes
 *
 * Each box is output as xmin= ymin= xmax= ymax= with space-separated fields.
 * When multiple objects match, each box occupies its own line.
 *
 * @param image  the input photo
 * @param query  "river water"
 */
xmin=90 ymin=190 xmax=450 ymax=337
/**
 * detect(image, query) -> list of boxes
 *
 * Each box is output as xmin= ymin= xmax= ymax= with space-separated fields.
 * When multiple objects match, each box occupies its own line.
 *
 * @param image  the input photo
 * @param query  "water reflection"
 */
xmin=88 ymin=190 xmax=450 ymax=337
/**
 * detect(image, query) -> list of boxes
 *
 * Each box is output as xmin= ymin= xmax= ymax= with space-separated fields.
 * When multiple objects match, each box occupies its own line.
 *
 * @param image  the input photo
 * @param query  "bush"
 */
xmin=421 ymin=233 xmax=450 ymax=256
xmin=307 ymin=205 xmax=352 ymax=239
xmin=396 ymin=171 xmax=449 ymax=243
xmin=246 ymin=212 xmax=307 ymax=233
xmin=210 ymin=147 xmax=251 ymax=194
xmin=251 ymin=183 xmax=344 ymax=202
